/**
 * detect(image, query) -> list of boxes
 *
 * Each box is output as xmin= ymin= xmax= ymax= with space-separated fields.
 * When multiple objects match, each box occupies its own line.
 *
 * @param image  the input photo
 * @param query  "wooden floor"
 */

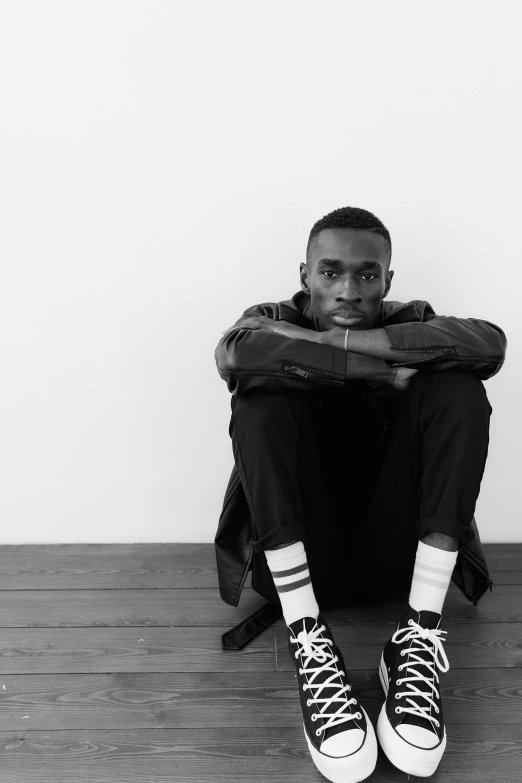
xmin=0 ymin=544 xmax=520 ymax=782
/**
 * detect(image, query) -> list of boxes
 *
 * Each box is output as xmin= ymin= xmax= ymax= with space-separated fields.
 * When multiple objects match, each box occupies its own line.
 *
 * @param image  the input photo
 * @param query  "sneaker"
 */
xmin=287 ymin=614 xmax=377 ymax=783
xmin=376 ymin=604 xmax=449 ymax=777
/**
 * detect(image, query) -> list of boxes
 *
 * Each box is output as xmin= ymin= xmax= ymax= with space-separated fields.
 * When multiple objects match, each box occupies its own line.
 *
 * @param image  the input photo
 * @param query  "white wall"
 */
xmin=0 ymin=0 xmax=520 ymax=543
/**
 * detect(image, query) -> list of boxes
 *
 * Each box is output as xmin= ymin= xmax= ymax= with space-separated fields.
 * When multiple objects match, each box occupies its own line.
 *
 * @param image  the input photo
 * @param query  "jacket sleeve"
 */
xmin=382 ymin=301 xmax=507 ymax=380
xmin=215 ymin=302 xmax=395 ymax=396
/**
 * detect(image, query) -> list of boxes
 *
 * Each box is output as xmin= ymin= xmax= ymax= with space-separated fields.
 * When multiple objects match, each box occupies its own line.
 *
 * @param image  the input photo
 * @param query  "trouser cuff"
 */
xmin=417 ymin=515 xmax=475 ymax=545
xmin=253 ymin=523 xmax=307 ymax=553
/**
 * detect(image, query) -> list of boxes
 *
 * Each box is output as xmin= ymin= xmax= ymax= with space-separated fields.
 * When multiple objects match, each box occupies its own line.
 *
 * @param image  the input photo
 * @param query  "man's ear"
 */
xmin=383 ymin=269 xmax=394 ymax=298
xmin=300 ymin=262 xmax=310 ymax=293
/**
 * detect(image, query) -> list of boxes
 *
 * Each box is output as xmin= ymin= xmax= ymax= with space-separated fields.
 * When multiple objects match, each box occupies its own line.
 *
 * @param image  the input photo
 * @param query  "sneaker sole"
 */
xmin=376 ymin=652 xmax=447 ymax=777
xmin=303 ymin=706 xmax=378 ymax=783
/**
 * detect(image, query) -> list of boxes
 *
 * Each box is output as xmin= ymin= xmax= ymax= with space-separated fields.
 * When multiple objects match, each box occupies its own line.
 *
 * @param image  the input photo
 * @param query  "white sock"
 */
xmin=409 ymin=540 xmax=458 ymax=615
xmin=264 ymin=540 xmax=319 ymax=626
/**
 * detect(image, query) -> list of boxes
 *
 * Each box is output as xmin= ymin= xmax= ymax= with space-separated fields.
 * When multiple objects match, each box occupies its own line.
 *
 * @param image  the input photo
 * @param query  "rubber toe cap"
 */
xmin=320 ymin=727 xmax=365 ymax=757
xmin=396 ymin=724 xmax=440 ymax=749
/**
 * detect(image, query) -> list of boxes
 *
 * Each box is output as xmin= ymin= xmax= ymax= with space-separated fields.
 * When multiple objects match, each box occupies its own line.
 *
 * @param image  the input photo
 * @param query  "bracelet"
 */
xmin=344 ymin=327 xmax=349 ymax=351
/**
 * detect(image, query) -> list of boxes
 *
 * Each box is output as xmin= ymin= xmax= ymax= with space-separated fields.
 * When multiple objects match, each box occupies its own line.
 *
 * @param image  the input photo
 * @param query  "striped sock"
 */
xmin=264 ymin=540 xmax=319 ymax=626
xmin=408 ymin=540 xmax=458 ymax=615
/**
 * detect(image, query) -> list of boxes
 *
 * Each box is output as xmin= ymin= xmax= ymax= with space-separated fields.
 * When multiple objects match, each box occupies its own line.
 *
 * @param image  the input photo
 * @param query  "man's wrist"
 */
xmin=319 ymin=326 xmax=426 ymax=362
xmin=319 ymin=327 xmax=388 ymax=354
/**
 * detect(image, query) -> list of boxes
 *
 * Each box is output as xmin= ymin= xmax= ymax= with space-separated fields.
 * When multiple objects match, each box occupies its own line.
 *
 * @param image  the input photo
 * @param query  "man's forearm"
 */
xmin=318 ymin=327 xmax=433 ymax=362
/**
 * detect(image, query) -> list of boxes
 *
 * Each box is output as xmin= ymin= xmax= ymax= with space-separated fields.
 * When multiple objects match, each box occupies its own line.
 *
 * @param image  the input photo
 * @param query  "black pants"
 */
xmin=229 ymin=371 xmax=493 ymax=607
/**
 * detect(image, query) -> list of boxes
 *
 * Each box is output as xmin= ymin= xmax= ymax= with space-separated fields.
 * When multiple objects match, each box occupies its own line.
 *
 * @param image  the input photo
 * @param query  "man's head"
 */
xmin=301 ymin=206 xmax=394 ymax=332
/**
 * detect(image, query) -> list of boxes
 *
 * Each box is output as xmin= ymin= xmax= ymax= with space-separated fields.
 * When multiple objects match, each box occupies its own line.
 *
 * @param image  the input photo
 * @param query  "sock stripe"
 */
xmin=412 ymin=572 xmax=452 ymax=590
xmin=271 ymin=562 xmax=309 ymax=579
xmin=264 ymin=541 xmax=319 ymax=625
xmin=276 ymin=575 xmax=312 ymax=593
xmin=416 ymin=561 xmax=455 ymax=576
xmin=409 ymin=540 xmax=458 ymax=615
xmin=273 ymin=567 xmax=310 ymax=587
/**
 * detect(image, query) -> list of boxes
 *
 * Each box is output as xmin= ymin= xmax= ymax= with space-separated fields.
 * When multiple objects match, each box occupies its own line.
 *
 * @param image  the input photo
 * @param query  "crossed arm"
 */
xmin=319 ymin=324 xmax=430 ymax=361
xmin=226 ymin=315 xmax=433 ymax=363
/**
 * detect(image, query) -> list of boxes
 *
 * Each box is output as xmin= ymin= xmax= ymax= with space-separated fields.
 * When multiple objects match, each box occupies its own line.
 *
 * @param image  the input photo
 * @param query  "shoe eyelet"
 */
xmin=355 ymin=712 xmax=362 ymax=720
xmin=316 ymin=728 xmax=321 ymax=737
xmin=396 ymin=679 xmax=401 ymax=686
xmin=306 ymin=699 xmax=311 ymax=707
xmin=299 ymin=669 xmax=303 ymax=675
xmin=435 ymin=721 xmax=440 ymax=728
xmin=395 ymin=707 xmax=401 ymax=714
xmin=303 ymin=684 xmax=308 ymax=691
xmin=408 ymin=620 xmax=413 ymax=626
xmin=435 ymin=707 xmax=439 ymax=714
xmin=400 ymin=650 xmax=405 ymax=656
xmin=395 ymin=693 xmax=401 ymax=699
xmin=311 ymin=714 xmax=317 ymax=722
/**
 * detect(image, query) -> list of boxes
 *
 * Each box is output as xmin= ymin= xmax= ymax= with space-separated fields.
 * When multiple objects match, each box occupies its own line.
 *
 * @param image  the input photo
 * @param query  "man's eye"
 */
xmin=321 ymin=271 xmax=378 ymax=280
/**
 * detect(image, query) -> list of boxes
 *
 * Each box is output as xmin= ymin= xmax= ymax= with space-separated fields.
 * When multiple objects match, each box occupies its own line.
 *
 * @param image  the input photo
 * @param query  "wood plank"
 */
xmin=488 ymin=572 xmax=522 ymax=585
xmin=0 ymin=622 xmax=520 ymax=674
xmin=0 ymin=627 xmax=276 ymax=674
xmin=0 ymin=670 xmax=518 ymax=731
xmin=0 ymin=585 xmax=520 ymax=627
xmin=0 ymin=544 xmax=218 ymax=589
xmin=275 ymin=622 xmax=522 ymax=670
xmin=0 ymin=726 xmax=520 ymax=782
xmin=0 ymin=543 xmax=518 ymax=588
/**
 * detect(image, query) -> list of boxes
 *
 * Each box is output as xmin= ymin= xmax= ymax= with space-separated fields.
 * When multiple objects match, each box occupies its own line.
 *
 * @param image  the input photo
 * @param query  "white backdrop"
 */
xmin=0 ymin=0 xmax=520 ymax=544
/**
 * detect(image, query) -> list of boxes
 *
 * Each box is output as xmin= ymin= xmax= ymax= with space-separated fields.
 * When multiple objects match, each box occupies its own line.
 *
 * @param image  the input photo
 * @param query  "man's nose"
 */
xmin=335 ymin=279 xmax=363 ymax=300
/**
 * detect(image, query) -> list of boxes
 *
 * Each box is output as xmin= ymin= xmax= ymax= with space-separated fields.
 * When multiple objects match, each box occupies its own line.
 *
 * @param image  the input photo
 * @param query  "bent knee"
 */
xmin=414 ymin=370 xmax=491 ymax=413
xmin=232 ymin=390 xmax=312 ymax=425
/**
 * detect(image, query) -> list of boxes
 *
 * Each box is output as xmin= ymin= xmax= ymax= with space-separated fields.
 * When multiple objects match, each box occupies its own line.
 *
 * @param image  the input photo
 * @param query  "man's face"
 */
xmin=300 ymin=228 xmax=393 ymax=331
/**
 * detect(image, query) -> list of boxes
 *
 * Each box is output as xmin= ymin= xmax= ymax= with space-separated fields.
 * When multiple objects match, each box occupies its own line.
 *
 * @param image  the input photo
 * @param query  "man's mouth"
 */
xmin=331 ymin=311 xmax=364 ymax=324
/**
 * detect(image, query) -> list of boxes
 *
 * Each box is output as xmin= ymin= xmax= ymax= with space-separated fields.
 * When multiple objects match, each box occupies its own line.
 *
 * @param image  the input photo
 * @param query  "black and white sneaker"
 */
xmin=377 ymin=605 xmax=449 ymax=777
xmin=287 ymin=614 xmax=377 ymax=783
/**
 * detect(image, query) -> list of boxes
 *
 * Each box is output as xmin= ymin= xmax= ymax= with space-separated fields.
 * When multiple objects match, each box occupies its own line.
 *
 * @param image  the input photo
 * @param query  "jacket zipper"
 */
xmin=282 ymin=363 xmax=346 ymax=384
xmin=389 ymin=356 xmax=451 ymax=367
xmin=388 ymin=347 xmax=458 ymax=367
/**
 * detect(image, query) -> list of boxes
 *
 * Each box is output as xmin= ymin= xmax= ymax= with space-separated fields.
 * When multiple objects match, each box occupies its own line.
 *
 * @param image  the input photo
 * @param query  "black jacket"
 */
xmin=213 ymin=291 xmax=507 ymax=649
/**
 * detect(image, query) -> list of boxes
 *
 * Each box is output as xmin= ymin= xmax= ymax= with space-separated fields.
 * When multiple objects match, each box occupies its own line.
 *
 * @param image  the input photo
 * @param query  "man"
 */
xmin=213 ymin=206 xmax=506 ymax=781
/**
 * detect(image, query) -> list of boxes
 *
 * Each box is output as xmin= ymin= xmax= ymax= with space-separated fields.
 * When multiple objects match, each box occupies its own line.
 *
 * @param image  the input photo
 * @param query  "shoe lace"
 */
xmin=290 ymin=622 xmax=360 ymax=735
xmin=391 ymin=619 xmax=449 ymax=730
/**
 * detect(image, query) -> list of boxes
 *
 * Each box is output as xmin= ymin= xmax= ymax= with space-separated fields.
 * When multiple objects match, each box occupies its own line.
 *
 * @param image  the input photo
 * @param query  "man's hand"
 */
xmin=389 ymin=366 xmax=420 ymax=391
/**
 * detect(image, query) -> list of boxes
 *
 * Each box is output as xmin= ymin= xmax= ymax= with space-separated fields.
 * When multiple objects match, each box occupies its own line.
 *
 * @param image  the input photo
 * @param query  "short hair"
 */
xmin=306 ymin=206 xmax=392 ymax=266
